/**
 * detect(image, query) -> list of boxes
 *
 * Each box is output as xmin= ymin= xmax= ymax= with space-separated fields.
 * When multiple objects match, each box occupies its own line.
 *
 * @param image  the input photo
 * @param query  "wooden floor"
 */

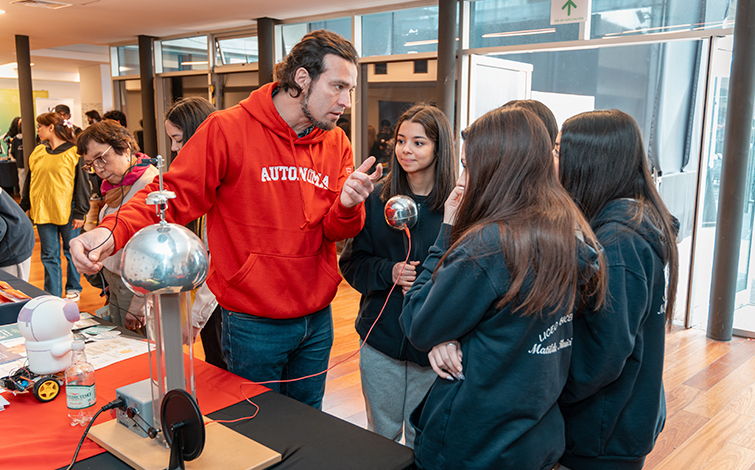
xmin=24 ymin=224 xmax=755 ymax=468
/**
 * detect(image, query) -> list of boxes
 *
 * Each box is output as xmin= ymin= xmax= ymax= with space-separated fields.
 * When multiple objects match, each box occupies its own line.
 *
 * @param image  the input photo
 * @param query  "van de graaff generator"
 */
xmin=118 ymin=154 xmax=209 ymax=447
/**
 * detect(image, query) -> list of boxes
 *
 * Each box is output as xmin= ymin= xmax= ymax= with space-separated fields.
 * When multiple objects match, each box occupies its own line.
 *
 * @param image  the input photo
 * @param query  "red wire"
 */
xmin=243 ymin=226 xmax=412 ymax=387
xmin=215 ymin=227 xmax=412 ymax=425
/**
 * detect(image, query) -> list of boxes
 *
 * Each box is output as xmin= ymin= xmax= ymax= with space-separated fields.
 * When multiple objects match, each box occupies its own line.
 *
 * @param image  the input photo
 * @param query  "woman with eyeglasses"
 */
xmin=76 ymin=120 xmax=158 ymax=329
xmin=20 ymin=112 xmax=90 ymax=300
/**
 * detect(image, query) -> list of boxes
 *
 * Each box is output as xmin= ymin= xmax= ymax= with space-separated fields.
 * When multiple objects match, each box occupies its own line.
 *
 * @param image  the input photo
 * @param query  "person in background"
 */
xmin=20 ymin=113 xmax=90 ymax=300
xmin=103 ymin=110 xmax=128 ymax=128
xmin=70 ymin=30 xmax=382 ymax=409
xmin=399 ymin=107 xmax=605 ymax=470
xmin=371 ymin=119 xmax=394 ymax=166
xmin=3 ymin=118 xmax=25 ymax=191
xmin=367 ymin=125 xmax=377 ymax=155
xmin=84 ymin=111 xmax=105 ymax=200
xmin=76 ymin=121 xmax=156 ymax=329
xmin=556 ymin=109 xmax=679 ymax=470
xmin=0 ymin=187 xmax=34 ymax=281
xmin=164 ymin=95 xmax=226 ymax=369
xmin=134 ymin=119 xmax=144 ymax=152
xmin=85 ymin=110 xmax=101 ymax=126
xmin=336 ymin=117 xmax=350 ymax=140
xmin=3 ymin=117 xmax=20 ymax=154
xmin=339 ymin=104 xmax=457 ymax=447
xmin=54 ymin=104 xmax=82 ymax=136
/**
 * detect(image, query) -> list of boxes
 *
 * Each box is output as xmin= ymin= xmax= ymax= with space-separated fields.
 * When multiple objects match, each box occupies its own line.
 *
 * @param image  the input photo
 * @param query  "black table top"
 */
xmin=63 ymin=390 xmax=415 ymax=470
xmin=0 ymin=159 xmax=18 ymax=189
xmin=0 ymin=270 xmax=47 ymax=325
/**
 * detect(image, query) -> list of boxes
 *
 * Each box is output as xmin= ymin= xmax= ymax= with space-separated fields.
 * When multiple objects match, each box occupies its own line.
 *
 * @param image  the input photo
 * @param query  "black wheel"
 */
xmin=161 ymin=389 xmax=205 ymax=462
xmin=33 ymin=376 xmax=60 ymax=402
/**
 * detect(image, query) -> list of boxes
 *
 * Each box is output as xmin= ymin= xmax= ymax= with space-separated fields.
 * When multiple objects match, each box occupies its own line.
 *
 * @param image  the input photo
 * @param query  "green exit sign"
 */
xmin=551 ymin=0 xmax=589 ymax=25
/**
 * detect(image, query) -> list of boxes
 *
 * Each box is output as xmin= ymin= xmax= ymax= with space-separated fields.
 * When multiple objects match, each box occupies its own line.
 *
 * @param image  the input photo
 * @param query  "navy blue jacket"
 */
xmin=401 ymin=223 xmax=600 ymax=470
xmin=559 ymin=199 xmax=672 ymax=470
xmin=0 ymin=188 xmax=34 ymax=268
xmin=339 ymin=184 xmax=443 ymax=366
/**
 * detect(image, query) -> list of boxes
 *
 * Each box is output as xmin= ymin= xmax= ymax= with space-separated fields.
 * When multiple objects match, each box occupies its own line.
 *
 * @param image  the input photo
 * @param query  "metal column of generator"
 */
xmin=707 ymin=0 xmax=755 ymax=341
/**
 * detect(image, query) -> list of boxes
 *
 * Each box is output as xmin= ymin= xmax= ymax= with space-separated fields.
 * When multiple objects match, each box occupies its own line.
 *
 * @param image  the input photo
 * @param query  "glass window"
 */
xmin=362 ymin=6 xmax=440 ymax=57
xmin=278 ymin=17 xmax=352 ymax=58
xmin=500 ymin=39 xmax=708 ymax=322
xmin=469 ymin=0 xmax=580 ymax=49
xmin=160 ymin=36 xmax=209 ymax=72
xmin=592 ymin=0 xmax=736 ymax=39
xmin=112 ymin=45 xmax=139 ymax=77
xmin=216 ymin=36 xmax=259 ymax=65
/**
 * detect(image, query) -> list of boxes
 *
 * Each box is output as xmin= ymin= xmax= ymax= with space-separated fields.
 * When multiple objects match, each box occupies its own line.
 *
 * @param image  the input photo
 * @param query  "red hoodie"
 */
xmin=99 ymin=82 xmax=365 ymax=318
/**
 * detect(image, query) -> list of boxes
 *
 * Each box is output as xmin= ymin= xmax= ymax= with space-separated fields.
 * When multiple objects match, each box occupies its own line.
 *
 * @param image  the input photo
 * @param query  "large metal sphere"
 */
xmin=384 ymin=195 xmax=418 ymax=230
xmin=120 ymin=222 xmax=209 ymax=295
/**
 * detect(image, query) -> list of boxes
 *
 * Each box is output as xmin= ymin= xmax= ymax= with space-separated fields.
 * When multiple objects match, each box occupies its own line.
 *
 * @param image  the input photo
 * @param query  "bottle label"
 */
xmin=67 ymin=384 xmax=97 ymax=410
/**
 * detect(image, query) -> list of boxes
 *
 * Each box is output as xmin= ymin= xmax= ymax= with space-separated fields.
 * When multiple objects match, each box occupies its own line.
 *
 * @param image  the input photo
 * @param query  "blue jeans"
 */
xmin=221 ymin=305 xmax=333 ymax=409
xmin=37 ymin=213 xmax=82 ymax=297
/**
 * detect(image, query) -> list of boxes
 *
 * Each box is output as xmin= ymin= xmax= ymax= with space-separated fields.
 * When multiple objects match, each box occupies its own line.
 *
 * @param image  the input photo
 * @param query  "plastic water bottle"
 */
xmin=65 ymin=340 xmax=96 ymax=426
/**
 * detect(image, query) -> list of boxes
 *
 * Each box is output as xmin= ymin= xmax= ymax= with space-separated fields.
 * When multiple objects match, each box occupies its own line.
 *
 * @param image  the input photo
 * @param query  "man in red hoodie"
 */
xmin=70 ymin=30 xmax=382 ymax=408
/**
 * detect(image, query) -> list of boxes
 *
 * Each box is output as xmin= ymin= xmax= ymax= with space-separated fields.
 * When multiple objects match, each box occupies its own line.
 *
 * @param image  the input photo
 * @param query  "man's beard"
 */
xmin=301 ymin=84 xmax=337 ymax=131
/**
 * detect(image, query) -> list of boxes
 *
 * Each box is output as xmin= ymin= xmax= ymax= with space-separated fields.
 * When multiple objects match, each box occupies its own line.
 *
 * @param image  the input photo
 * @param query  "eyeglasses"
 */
xmin=83 ymin=145 xmax=111 ymax=171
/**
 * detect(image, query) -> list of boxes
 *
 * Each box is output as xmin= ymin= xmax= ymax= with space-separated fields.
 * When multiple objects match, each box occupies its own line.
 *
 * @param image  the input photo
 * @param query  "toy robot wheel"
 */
xmin=33 ymin=376 xmax=60 ymax=402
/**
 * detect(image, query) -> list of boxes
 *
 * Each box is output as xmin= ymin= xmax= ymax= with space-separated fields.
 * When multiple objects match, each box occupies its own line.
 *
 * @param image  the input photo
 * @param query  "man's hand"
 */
xmin=72 ymin=218 xmax=85 ymax=230
xmin=70 ymin=227 xmax=116 ymax=275
xmin=340 ymin=156 xmax=383 ymax=208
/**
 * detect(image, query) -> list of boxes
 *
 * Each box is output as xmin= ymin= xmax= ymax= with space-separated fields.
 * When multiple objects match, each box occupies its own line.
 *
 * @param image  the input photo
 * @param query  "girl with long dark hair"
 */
xmin=164 ymin=96 xmax=226 ymax=369
xmin=556 ymin=109 xmax=678 ymax=470
xmin=400 ymin=107 xmax=605 ymax=469
xmin=339 ymin=104 xmax=456 ymax=447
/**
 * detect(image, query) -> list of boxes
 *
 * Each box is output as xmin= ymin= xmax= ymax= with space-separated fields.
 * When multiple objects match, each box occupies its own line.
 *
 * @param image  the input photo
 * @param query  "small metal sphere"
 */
xmin=120 ymin=222 xmax=209 ymax=295
xmin=384 ymin=195 xmax=418 ymax=230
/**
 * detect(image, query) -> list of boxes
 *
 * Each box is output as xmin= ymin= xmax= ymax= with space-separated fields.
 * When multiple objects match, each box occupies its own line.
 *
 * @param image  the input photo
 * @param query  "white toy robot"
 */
xmin=17 ymin=296 xmax=80 ymax=375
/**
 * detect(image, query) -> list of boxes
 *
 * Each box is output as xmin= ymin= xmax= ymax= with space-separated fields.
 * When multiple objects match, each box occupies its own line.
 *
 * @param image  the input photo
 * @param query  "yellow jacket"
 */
xmin=26 ymin=143 xmax=81 ymax=225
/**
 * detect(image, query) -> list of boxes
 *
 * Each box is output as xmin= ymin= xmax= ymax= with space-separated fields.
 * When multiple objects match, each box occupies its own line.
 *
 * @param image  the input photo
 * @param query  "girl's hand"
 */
xmin=428 ymin=340 xmax=464 ymax=380
xmin=443 ymin=186 xmax=465 ymax=225
xmin=392 ymin=261 xmax=419 ymax=287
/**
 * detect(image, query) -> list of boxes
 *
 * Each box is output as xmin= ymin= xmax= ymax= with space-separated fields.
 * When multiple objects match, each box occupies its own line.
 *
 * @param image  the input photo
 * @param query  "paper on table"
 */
xmin=84 ymin=336 xmax=149 ymax=370
xmin=0 ymin=334 xmax=148 ymax=391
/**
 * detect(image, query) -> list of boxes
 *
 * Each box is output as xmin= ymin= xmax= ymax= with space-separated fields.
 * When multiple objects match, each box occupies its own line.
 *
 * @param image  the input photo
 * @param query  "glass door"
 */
xmin=688 ymin=35 xmax=755 ymax=337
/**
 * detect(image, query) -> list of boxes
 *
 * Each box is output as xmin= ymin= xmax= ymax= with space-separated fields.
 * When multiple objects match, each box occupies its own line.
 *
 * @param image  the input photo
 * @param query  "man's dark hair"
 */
xmin=85 ymin=110 xmax=101 ymax=122
xmin=54 ymin=104 xmax=71 ymax=116
xmin=273 ymin=30 xmax=358 ymax=98
xmin=103 ymin=110 xmax=128 ymax=128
